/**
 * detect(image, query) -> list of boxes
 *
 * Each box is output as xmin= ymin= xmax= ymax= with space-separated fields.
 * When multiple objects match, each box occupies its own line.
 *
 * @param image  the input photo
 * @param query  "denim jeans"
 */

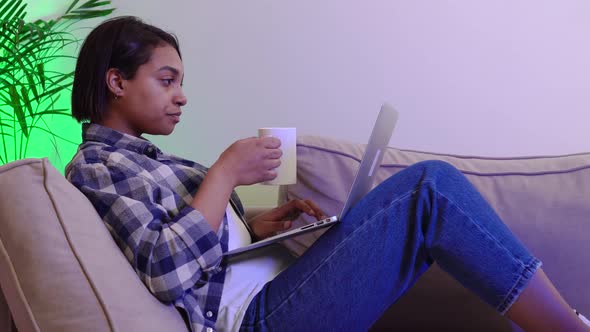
xmin=239 ymin=160 xmax=542 ymax=331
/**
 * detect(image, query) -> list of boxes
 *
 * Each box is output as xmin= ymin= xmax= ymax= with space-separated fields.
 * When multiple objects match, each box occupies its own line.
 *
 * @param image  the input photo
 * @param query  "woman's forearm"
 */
xmin=190 ymin=164 xmax=235 ymax=232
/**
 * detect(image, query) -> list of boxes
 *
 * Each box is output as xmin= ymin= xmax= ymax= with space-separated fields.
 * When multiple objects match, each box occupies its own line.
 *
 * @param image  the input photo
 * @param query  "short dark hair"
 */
xmin=71 ymin=16 xmax=181 ymax=123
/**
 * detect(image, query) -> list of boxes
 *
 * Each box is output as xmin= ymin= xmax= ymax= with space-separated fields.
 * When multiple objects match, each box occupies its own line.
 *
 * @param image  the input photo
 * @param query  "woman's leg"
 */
xmin=506 ymin=269 xmax=588 ymax=331
xmin=239 ymin=160 xmax=585 ymax=331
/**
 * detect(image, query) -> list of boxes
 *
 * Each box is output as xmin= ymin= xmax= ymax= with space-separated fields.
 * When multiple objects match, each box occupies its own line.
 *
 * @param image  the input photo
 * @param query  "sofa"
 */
xmin=0 ymin=135 xmax=588 ymax=332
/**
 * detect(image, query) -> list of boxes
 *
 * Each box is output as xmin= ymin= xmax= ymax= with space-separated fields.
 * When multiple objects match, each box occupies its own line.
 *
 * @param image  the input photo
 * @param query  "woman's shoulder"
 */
xmin=65 ymin=141 xmax=145 ymax=178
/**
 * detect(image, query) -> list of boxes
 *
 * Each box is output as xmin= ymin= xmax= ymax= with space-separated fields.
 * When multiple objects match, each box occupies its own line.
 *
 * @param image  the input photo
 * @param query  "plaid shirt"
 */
xmin=66 ymin=123 xmax=252 ymax=332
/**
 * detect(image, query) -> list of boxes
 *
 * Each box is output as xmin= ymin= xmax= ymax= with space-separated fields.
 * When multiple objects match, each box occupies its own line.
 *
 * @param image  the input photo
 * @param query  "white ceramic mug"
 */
xmin=257 ymin=127 xmax=297 ymax=185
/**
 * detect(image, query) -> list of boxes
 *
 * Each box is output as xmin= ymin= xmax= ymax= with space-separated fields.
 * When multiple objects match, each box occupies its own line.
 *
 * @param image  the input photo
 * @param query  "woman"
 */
xmin=66 ymin=16 xmax=589 ymax=332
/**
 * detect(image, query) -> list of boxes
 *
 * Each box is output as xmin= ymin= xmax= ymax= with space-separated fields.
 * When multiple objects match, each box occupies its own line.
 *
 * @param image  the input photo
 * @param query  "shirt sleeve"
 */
xmin=67 ymin=160 xmax=223 ymax=303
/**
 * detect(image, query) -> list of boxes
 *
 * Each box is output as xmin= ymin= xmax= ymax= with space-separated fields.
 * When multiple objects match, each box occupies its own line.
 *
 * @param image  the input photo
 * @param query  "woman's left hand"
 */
xmin=248 ymin=199 xmax=328 ymax=240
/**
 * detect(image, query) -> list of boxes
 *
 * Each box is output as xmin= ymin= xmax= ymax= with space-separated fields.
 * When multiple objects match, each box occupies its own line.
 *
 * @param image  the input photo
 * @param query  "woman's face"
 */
xmin=105 ymin=44 xmax=187 ymax=137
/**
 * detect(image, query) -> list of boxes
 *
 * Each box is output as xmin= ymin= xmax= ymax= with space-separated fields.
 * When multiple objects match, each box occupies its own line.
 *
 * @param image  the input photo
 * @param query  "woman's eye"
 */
xmin=162 ymin=79 xmax=174 ymax=86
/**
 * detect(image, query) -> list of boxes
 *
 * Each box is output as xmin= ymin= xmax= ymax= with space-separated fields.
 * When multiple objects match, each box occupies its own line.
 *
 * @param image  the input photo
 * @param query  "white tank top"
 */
xmin=216 ymin=204 xmax=295 ymax=331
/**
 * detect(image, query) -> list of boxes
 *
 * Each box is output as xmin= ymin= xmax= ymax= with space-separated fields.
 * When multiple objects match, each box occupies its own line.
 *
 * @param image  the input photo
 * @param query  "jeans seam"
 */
xmin=425 ymin=180 xmax=542 ymax=314
xmin=496 ymin=257 xmax=542 ymax=315
xmin=428 ymin=181 xmax=527 ymax=270
xmin=254 ymin=188 xmax=417 ymax=327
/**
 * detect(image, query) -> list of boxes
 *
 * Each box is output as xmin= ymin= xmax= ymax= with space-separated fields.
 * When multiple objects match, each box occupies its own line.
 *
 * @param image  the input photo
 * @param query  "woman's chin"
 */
xmin=146 ymin=125 xmax=175 ymax=136
xmin=161 ymin=127 xmax=175 ymax=135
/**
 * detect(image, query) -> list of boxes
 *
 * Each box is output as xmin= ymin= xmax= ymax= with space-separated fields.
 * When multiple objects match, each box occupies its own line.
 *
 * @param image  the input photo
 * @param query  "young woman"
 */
xmin=66 ymin=16 xmax=589 ymax=332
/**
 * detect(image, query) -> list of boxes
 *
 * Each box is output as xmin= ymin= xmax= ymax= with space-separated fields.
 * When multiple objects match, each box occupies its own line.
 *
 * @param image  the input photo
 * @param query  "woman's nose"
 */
xmin=175 ymin=89 xmax=187 ymax=106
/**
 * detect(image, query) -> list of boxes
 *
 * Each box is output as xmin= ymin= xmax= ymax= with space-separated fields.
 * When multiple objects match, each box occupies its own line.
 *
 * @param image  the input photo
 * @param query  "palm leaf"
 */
xmin=17 ymin=20 xmax=44 ymax=41
xmin=8 ymin=85 xmax=27 ymax=137
xmin=0 ymin=0 xmax=115 ymax=164
xmin=33 ymin=91 xmax=62 ymax=114
xmin=12 ymin=18 xmax=24 ymax=46
xmin=81 ymin=1 xmax=111 ymax=9
xmin=31 ymin=109 xmax=70 ymax=117
xmin=17 ymin=30 xmax=77 ymax=57
xmin=42 ymin=71 xmax=75 ymax=84
xmin=0 ymin=41 xmax=42 ymax=103
xmin=15 ymin=57 xmax=39 ymax=99
xmin=39 ymin=54 xmax=78 ymax=63
xmin=0 ymin=94 xmax=12 ymax=107
xmin=62 ymin=0 xmax=114 ymax=20
xmin=0 ymin=3 xmax=27 ymax=50
xmin=2 ymin=43 xmax=42 ymax=98
xmin=19 ymin=85 xmax=33 ymax=117
xmin=18 ymin=124 xmax=79 ymax=145
xmin=64 ymin=0 xmax=82 ymax=15
xmin=12 ymin=4 xmax=25 ymax=21
xmin=0 ymin=74 xmax=11 ymax=86
xmin=37 ymin=62 xmax=44 ymax=89
xmin=15 ymin=25 xmax=74 ymax=65
xmin=62 ymin=9 xmax=114 ymax=20
xmin=35 ymin=82 xmax=70 ymax=102
xmin=0 ymin=108 xmax=12 ymax=117
xmin=41 ymin=71 xmax=75 ymax=88
xmin=0 ymin=0 xmax=25 ymax=20
xmin=0 ymin=25 xmax=18 ymax=53
xmin=16 ymin=34 xmax=59 ymax=60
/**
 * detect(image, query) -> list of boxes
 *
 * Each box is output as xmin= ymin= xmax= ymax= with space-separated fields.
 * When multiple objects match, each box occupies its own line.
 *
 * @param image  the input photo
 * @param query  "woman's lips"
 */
xmin=167 ymin=113 xmax=181 ymax=123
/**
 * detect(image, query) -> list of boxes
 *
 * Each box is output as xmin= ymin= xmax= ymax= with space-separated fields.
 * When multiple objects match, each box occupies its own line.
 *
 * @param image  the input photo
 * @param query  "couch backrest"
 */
xmin=0 ymin=158 xmax=188 ymax=332
xmin=279 ymin=135 xmax=590 ymax=331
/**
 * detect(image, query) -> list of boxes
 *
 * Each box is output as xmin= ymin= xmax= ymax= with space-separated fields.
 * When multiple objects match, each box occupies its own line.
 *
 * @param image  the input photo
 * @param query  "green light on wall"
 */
xmin=26 ymin=0 xmax=69 ymax=21
xmin=0 ymin=0 xmax=114 ymax=173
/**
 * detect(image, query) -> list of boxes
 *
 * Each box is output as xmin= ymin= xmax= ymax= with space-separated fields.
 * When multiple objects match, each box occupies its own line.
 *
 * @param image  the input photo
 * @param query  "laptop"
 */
xmin=224 ymin=103 xmax=399 ymax=258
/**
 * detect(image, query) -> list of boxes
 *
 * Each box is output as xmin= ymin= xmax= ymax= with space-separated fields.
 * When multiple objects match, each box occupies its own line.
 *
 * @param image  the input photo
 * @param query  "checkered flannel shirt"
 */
xmin=66 ymin=123 xmax=249 ymax=332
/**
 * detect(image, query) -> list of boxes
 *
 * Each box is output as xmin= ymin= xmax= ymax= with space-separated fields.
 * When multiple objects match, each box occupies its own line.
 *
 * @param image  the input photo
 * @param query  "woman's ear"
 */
xmin=105 ymin=68 xmax=125 ymax=99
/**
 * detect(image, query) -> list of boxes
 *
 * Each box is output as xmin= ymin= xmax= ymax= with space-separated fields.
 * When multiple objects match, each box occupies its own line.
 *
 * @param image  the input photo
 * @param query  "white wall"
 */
xmin=33 ymin=1 xmax=590 ymax=206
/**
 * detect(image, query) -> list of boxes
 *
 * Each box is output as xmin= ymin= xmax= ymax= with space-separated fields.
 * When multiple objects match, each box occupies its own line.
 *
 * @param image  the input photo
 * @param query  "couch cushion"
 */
xmin=279 ymin=135 xmax=590 ymax=331
xmin=0 ymin=158 xmax=188 ymax=332
xmin=0 ymin=287 xmax=15 ymax=332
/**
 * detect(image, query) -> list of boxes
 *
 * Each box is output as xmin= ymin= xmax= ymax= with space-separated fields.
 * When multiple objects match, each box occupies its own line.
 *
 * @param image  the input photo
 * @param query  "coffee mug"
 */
xmin=257 ymin=127 xmax=297 ymax=185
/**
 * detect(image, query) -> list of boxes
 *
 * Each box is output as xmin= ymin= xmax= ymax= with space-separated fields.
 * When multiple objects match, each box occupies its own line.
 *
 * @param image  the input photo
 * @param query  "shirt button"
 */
xmin=206 ymin=311 xmax=213 ymax=318
xmin=224 ymin=224 xmax=229 ymax=231
xmin=206 ymin=328 xmax=213 ymax=332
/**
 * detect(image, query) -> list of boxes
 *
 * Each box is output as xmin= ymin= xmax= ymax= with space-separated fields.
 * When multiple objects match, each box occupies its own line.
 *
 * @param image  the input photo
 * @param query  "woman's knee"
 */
xmin=410 ymin=159 xmax=461 ymax=177
xmin=374 ymin=160 xmax=464 ymax=197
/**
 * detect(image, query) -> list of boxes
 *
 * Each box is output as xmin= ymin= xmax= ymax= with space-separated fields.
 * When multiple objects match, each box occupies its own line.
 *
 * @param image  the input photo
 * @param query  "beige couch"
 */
xmin=1 ymin=135 xmax=589 ymax=332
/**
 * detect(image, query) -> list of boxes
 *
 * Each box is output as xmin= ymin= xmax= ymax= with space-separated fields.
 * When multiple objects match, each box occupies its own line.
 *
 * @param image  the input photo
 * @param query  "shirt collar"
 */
xmin=82 ymin=123 xmax=162 ymax=158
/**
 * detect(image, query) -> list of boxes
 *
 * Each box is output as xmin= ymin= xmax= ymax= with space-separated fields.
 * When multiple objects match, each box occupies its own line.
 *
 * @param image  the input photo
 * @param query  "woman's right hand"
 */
xmin=212 ymin=136 xmax=282 ymax=187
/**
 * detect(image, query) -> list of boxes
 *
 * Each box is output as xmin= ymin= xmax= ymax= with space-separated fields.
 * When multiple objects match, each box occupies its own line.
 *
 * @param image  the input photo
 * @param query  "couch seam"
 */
xmin=0 ymin=239 xmax=41 ymax=332
xmin=297 ymin=144 xmax=590 ymax=177
xmin=0 ymin=158 xmax=41 ymax=173
xmin=297 ymin=140 xmax=590 ymax=160
xmin=391 ymin=146 xmax=590 ymax=160
xmin=41 ymin=158 xmax=116 ymax=332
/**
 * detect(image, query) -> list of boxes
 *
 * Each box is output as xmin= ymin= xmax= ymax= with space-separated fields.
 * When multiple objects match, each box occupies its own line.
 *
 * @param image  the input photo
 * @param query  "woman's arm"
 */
xmin=191 ymin=136 xmax=283 ymax=232
xmin=68 ymin=162 xmax=223 ymax=302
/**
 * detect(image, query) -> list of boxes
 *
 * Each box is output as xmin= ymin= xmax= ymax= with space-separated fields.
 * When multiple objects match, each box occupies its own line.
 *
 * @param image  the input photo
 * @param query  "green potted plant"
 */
xmin=0 ymin=0 xmax=115 ymax=167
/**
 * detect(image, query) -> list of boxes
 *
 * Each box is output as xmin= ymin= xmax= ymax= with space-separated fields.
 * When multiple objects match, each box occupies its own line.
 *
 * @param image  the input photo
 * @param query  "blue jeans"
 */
xmin=239 ymin=160 xmax=542 ymax=331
